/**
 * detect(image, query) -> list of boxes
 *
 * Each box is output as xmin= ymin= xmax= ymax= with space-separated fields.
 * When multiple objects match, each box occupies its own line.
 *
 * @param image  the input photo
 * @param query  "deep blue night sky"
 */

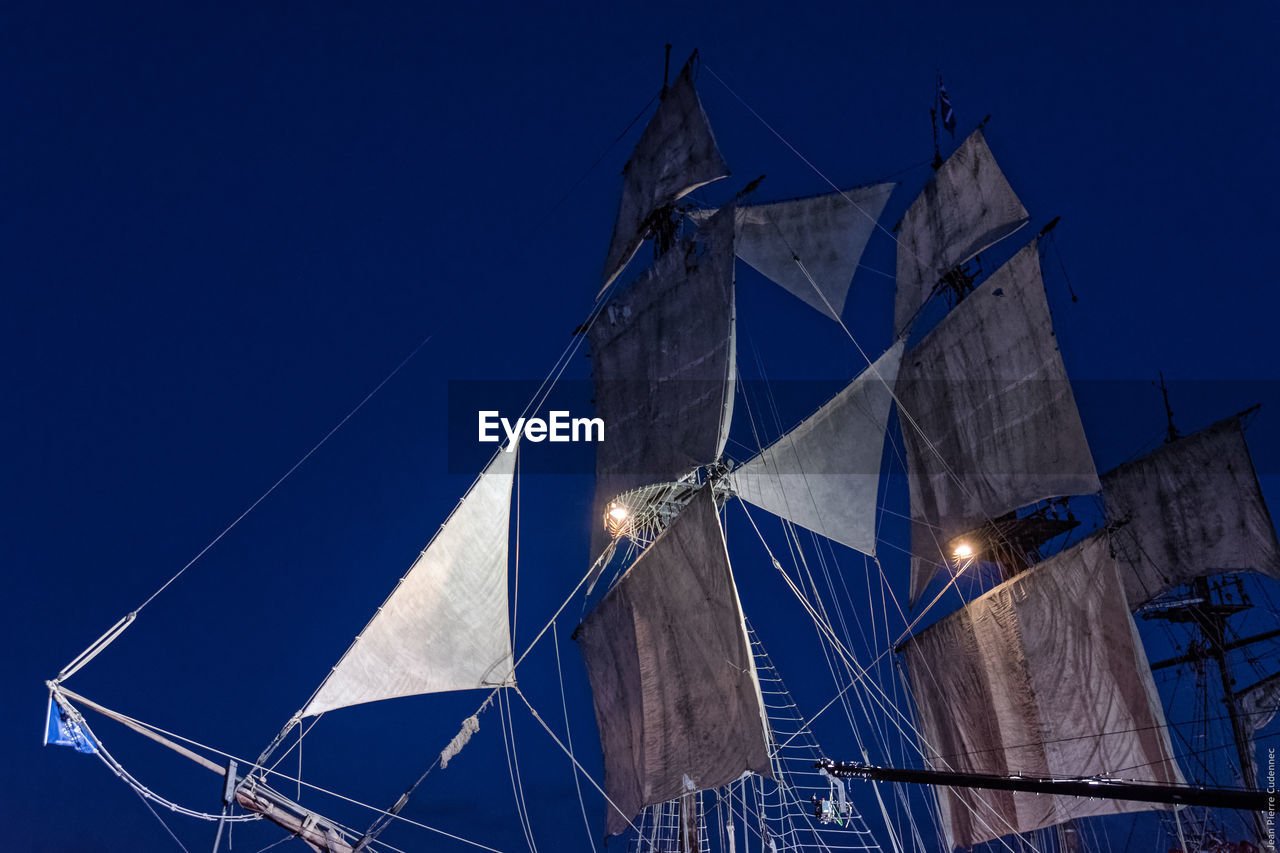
xmin=5 ymin=2 xmax=1280 ymax=851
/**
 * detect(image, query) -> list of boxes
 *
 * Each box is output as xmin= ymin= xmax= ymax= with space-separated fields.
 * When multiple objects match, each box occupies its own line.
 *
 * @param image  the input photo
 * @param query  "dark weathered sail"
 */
xmin=690 ymin=184 xmax=894 ymax=321
xmin=575 ymin=487 xmax=772 ymax=837
xmin=589 ymin=203 xmax=736 ymax=558
xmin=895 ymin=129 xmax=1029 ymax=336
xmin=1102 ymin=413 xmax=1280 ymax=608
xmin=731 ymin=342 xmax=902 ymax=556
xmin=602 ymin=58 xmax=728 ymax=290
xmin=903 ymin=533 xmax=1184 ymax=850
xmin=896 ymin=240 xmax=1099 ymax=605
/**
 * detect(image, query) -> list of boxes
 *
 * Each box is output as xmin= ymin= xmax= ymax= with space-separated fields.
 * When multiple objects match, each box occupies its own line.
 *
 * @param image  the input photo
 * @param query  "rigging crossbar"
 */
xmin=817 ymin=759 xmax=1273 ymax=812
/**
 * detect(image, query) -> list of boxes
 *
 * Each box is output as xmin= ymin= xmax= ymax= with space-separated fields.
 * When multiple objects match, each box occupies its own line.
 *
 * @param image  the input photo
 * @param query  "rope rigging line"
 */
xmin=254 ymin=542 xmax=619 ymax=853
xmin=257 ymin=273 xmax=623 ymax=769
xmin=552 ymin=618 xmax=599 ymax=853
xmin=62 ymin=84 xmax=651 ymax=798
xmin=498 ymin=687 xmax=539 ymax=853
xmin=735 ymin=503 xmax=1036 ymax=852
xmin=55 ymin=331 xmax=436 ymax=684
xmin=130 ymin=777 xmax=193 ymax=852
xmin=54 ymin=688 xmax=505 ymax=852
xmin=511 ymin=685 xmax=642 ymax=836
xmin=735 ymin=342 xmax=1023 ymax=848
xmin=513 ymin=93 xmax=658 ymax=248
xmin=710 ymin=62 xmax=1077 ymax=601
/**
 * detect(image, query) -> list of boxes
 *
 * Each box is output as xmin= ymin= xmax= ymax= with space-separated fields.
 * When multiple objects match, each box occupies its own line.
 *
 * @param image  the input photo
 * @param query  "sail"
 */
xmin=602 ymin=57 xmax=729 ymax=290
xmin=689 ymin=184 xmax=894 ymax=321
xmin=575 ymin=486 xmax=772 ymax=836
xmin=302 ymin=448 xmax=517 ymax=716
xmin=589 ymin=202 xmax=736 ymax=558
xmin=1101 ymin=413 xmax=1280 ymax=608
xmin=731 ymin=342 xmax=903 ymax=556
xmin=895 ymin=128 xmax=1029 ymax=336
xmin=1241 ymin=671 xmax=1280 ymax=737
xmin=902 ymin=533 xmax=1185 ymax=851
xmin=896 ymin=240 xmax=1099 ymax=605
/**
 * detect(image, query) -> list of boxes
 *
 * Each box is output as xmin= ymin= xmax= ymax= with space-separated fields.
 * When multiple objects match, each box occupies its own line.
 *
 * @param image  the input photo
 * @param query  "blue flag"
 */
xmin=45 ymin=695 xmax=97 ymax=754
xmin=938 ymin=76 xmax=956 ymax=137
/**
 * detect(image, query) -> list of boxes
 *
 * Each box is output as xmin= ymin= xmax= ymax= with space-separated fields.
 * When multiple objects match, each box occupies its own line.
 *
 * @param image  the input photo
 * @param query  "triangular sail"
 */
xmin=896 ymin=240 xmax=1099 ymax=605
xmin=588 ymin=203 xmax=736 ymax=559
xmin=731 ymin=342 xmax=903 ymax=556
xmin=602 ymin=57 xmax=729 ymax=290
xmin=690 ymin=184 xmax=894 ymax=321
xmin=302 ymin=448 xmax=517 ymax=716
xmin=1101 ymin=413 xmax=1280 ymax=608
xmin=902 ymin=533 xmax=1185 ymax=851
xmin=895 ymin=128 xmax=1029 ymax=336
xmin=575 ymin=486 xmax=772 ymax=837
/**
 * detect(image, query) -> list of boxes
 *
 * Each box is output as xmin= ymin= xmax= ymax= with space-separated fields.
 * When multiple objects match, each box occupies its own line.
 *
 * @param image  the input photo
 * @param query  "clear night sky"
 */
xmin=6 ymin=2 xmax=1280 ymax=851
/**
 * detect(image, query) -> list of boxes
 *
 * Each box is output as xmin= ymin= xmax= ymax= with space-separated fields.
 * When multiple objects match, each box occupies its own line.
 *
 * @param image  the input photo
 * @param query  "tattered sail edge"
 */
xmin=301 ymin=443 xmax=518 ymax=718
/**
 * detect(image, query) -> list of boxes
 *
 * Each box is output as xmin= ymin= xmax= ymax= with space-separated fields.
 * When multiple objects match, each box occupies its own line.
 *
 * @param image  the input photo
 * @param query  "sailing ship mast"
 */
xmin=41 ymin=46 xmax=1280 ymax=853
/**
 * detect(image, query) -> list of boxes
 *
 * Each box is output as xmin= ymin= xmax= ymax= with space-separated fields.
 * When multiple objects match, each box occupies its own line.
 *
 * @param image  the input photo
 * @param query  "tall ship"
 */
xmin=43 ymin=49 xmax=1280 ymax=852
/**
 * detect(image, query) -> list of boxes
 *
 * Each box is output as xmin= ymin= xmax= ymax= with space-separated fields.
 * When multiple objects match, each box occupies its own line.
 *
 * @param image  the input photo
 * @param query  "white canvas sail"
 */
xmin=602 ymin=58 xmax=729 ymax=290
xmin=903 ymin=533 xmax=1185 ymax=850
xmin=575 ymin=487 xmax=772 ymax=837
xmin=896 ymin=240 xmax=1100 ymax=605
xmin=589 ymin=203 xmax=736 ymax=559
xmin=302 ymin=448 xmax=517 ymax=716
xmin=690 ymin=184 xmax=894 ymax=321
xmin=1102 ymin=413 xmax=1280 ymax=608
xmin=895 ymin=128 xmax=1029 ymax=336
xmin=731 ymin=342 xmax=902 ymax=556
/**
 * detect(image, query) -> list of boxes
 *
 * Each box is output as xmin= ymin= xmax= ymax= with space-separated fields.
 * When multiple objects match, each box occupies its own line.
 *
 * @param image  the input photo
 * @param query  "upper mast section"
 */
xmin=599 ymin=48 xmax=728 ymax=292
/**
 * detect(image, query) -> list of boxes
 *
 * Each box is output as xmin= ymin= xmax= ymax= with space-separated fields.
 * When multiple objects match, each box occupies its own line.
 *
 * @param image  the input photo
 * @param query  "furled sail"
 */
xmin=902 ymin=533 xmax=1185 ymax=851
xmin=1101 ymin=413 xmax=1280 ymax=608
xmin=302 ymin=448 xmax=517 ymax=716
xmin=895 ymin=128 xmax=1029 ymax=336
xmin=575 ymin=486 xmax=772 ymax=837
xmin=896 ymin=240 xmax=1099 ymax=605
xmin=588 ymin=202 xmax=736 ymax=558
xmin=689 ymin=184 xmax=894 ymax=321
xmin=731 ymin=342 xmax=903 ymax=556
xmin=601 ymin=57 xmax=729 ymax=290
